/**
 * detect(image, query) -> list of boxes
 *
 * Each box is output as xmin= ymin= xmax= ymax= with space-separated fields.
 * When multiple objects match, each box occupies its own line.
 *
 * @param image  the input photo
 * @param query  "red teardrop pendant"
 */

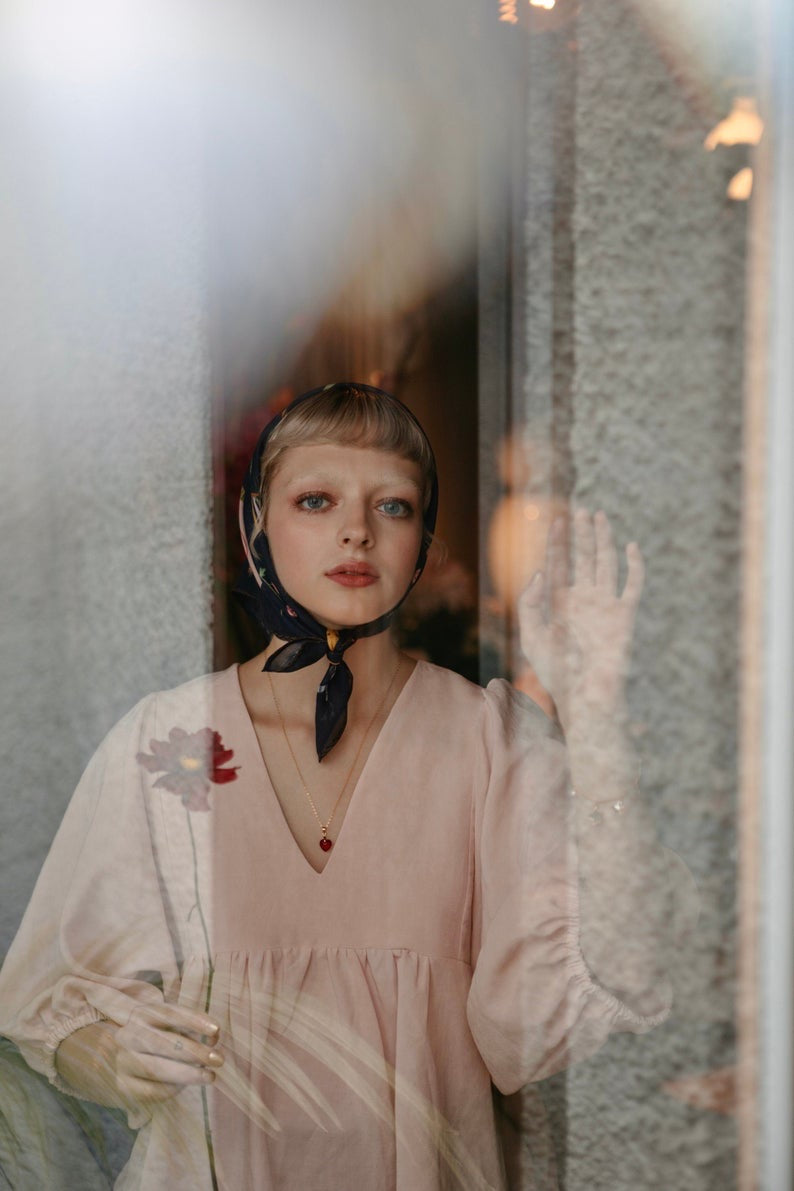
xmin=319 ymin=837 xmax=333 ymax=852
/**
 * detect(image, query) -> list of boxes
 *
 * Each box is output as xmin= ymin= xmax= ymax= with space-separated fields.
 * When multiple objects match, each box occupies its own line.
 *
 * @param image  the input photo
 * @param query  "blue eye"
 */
xmin=379 ymin=499 xmax=412 ymax=518
xmin=297 ymin=493 xmax=330 ymax=511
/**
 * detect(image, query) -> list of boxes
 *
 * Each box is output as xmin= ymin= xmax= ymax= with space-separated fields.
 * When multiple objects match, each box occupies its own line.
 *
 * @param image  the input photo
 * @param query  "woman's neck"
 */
xmin=255 ymin=631 xmax=409 ymax=726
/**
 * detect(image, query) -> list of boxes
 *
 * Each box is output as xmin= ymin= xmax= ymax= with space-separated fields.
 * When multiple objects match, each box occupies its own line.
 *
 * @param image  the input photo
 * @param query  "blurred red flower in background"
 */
xmin=137 ymin=727 xmax=239 ymax=812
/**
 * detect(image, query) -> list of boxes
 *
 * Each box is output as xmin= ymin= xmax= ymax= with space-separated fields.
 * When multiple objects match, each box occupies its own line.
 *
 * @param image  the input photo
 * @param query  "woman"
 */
xmin=0 ymin=383 xmax=674 ymax=1189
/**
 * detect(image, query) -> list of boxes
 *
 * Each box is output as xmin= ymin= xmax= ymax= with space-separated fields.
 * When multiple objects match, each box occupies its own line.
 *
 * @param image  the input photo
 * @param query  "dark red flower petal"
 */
xmin=211 ymin=767 xmax=239 ymax=784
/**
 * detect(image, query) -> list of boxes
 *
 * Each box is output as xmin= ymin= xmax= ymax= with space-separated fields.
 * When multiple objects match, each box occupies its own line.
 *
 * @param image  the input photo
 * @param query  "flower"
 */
xmin=137 ymin=727 xmax=239 ymax=812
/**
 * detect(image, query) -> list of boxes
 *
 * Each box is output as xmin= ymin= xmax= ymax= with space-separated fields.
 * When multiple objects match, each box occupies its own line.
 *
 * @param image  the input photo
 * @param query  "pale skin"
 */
xmin=57 ymin=441 xmax=670 ymax=1108
xmin=238 ymin=443 xmax=424 ymax=871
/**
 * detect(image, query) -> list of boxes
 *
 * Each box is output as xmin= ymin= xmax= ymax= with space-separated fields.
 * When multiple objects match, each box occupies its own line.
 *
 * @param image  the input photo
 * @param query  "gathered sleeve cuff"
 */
xmin=39 ymin=1006 xmax=108 ymax=1093
xmin=466 ymin=679 xmax=671 ymax=1094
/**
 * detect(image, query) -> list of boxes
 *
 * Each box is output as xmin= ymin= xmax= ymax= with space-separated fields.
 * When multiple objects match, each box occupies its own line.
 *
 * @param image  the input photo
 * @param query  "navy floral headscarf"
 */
xmin=235 ymin=383 xmax=439 ymax=760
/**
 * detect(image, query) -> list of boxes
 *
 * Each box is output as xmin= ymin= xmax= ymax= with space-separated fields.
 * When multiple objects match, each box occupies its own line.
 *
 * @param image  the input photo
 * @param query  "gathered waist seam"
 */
xmin=183 ymin=945 xmax=473 ymax=967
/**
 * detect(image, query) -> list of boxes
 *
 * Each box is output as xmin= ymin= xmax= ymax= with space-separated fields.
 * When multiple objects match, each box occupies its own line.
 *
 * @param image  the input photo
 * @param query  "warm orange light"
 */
xmin=498 ymin=0 xmax=556 ymax=23
xmin=727 ymin=167 xmax=754 ymax=201
xmin=704 ymin=97 xmax=764 ymax=151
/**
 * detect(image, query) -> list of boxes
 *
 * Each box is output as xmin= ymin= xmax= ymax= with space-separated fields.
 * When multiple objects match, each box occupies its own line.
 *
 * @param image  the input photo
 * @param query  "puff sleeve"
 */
xmin=0 ymin=694 xmax=184 ymax=1094
xmin=466 ymin=679 xmax=671 ymax=1094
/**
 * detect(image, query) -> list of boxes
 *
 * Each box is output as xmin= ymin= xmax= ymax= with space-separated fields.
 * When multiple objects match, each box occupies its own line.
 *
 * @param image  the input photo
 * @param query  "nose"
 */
xmin=337 ymin=503 xmax=374 ymax=548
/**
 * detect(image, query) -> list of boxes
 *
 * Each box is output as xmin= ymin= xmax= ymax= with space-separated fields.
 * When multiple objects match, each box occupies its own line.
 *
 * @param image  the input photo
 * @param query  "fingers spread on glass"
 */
xmin=518 ymin=507 xmax=644 ymax=729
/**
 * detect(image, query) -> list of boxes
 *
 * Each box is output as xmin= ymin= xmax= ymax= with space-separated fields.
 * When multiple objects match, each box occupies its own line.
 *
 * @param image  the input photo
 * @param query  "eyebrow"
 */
xmin=283 ymin=471 xmax=423 ymax=492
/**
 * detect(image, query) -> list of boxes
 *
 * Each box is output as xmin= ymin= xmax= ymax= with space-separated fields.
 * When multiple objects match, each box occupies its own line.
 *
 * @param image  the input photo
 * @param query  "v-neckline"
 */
xmin=230 ymin=659 xmax=423 ymax=877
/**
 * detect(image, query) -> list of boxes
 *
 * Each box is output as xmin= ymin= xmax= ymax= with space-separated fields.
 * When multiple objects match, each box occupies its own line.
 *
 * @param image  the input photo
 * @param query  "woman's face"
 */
xmin=264 ymin=442 xmax=425 ymax=630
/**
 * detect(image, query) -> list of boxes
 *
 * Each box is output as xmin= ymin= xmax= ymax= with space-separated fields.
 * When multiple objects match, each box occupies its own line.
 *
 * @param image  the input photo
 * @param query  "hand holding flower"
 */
xmin=56 ymin=1004 xmax=224 ymax=1111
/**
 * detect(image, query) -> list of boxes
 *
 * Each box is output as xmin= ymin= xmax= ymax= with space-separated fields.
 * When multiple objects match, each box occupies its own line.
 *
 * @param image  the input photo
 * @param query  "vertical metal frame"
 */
xmin=760 ymin=0 xmax=794 ymax=1185
xmin=743 ymin=0 xmax=794 ymax=1186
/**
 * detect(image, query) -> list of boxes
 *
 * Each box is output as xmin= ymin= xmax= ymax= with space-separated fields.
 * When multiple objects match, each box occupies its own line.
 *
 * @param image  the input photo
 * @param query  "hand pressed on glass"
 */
xmin=517 ymin=507 xmax=644 ymax=735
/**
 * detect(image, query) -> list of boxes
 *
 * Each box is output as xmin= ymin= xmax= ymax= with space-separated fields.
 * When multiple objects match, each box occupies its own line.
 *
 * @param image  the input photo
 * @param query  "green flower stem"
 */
xmin=185 ymin=805 xmax=219 ymax=1191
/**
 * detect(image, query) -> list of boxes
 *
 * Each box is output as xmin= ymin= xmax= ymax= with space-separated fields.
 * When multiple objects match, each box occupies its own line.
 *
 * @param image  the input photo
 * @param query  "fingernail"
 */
xmin=529 ymin=570 xmax=542 ymax=586
xmin=207 ymin=1050 xmax=224 ymax=1067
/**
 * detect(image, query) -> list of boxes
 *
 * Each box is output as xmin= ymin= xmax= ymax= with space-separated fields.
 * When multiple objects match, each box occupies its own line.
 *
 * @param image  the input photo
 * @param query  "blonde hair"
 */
xmin=250 ymin=384 xmax=437 ymax=546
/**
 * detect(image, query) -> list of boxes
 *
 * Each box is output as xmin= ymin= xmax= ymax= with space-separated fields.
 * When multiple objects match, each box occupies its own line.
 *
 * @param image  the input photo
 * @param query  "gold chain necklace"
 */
xmin=268 ymin=655 xmax=402 ymax=853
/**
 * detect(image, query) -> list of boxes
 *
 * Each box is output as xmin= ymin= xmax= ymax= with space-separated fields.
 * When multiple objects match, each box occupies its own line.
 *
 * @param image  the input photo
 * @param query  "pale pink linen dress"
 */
xmin=0 ymin=661 xmax=668 ymax=1189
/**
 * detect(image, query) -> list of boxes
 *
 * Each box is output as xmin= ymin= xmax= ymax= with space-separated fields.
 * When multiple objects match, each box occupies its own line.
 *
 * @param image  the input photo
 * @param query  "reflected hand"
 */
xmin=517 ymin=508 xmax=644 ymax=732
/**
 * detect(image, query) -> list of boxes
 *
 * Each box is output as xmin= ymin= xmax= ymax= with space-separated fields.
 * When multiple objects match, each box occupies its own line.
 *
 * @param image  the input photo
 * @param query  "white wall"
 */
xmin=0 ymin=59 xmax=213 ymax=952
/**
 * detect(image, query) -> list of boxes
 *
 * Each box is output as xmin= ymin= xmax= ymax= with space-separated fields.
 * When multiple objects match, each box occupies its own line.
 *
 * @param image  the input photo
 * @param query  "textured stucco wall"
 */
xmin=495 ymin=0 xmax=749 ymax=1186
xmin=561 ymin=0 xmax=746 ymax=1186
xmin=0 ymin=73 xmax=213 ymax=956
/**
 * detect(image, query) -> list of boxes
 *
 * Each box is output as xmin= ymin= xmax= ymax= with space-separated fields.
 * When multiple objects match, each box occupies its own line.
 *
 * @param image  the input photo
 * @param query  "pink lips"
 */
xmin=326 ymin=562 xmax=378 ymax=588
